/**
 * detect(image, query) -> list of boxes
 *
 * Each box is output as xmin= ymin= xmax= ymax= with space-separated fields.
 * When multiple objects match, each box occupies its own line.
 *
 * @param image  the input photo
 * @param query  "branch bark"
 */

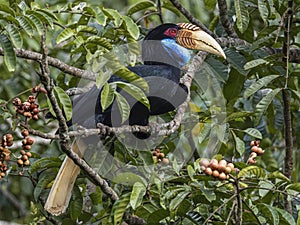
xmin=37 ymin=25 xmax=119 ymax=205
xmin=282 ymin=0 xmax=294 ymax=214
xmin=217 ymin=0 xmax=238 ymax=37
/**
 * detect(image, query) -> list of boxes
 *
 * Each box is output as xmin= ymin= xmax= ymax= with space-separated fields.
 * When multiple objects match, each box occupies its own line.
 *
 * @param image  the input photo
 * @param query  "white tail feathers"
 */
xmin=44 ymin=139 xmax=87 ymax=215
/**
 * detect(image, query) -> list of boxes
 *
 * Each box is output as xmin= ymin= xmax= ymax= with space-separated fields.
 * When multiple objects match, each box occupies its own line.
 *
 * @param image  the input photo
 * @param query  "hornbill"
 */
xmin=44 ymin=23 xmax=226 ymax=215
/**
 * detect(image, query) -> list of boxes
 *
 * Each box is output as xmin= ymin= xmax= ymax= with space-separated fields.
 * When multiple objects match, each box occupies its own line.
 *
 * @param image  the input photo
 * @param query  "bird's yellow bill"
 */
xmin=176 ymin=23 xmax=226 ymax=59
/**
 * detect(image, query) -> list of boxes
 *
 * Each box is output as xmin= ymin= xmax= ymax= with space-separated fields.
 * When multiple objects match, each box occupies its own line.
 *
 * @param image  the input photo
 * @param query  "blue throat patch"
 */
xmin=161 ymin=38 xmax=191 ymax=67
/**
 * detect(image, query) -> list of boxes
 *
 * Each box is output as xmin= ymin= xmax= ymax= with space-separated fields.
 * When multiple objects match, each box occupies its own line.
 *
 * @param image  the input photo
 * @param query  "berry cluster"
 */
xmin=13 ymin=95 xmax=40 ymax=120
xmin=247 ymin=140 xmax=264 ymax=164
xmin=0 ymin=134 xmax=13 ymax=180
xmin=17 ymin=130 xmax=34 ymax=167
xmin=152 ymin=148 xmax=169 ymax=165
xmin=200 ymin=158 xmax=235 ymax=180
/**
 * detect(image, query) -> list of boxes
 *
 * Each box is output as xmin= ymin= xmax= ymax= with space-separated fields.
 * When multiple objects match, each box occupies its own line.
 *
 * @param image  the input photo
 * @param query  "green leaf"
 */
xmin=115 ymin=81 xmax=150 ymax=109
xmin=0 ymin=34 xmax=16 ymax=72
xmin=27 ymin=14 xmax=44 ymax=34
xmin=53 ymin=86 xmax=73 ymax=121
xmin=110 ymin=68 xmax=147 ymax=93
xmin=100 ymin=83 xmax=114 ymax=111
xmin=147 ymin=209 xmax=169 ymax=225
xmin=122 ymin=16 xmax=140 ymax=40
xmin=112 ymin=194 xmax=130 ymax=225
xmin=96 ymin=70 xmax=111 ymax=89
xmin=36 ymin=9 xmax=58 ymax=21
xmin=29 ymin=157 xmax=62 ymax=174
xmin=70 ymin=186 xmax=83 ymax=221
xmin=203 ymin=0 xmax=217 ymax=10
xmin=27 ymin=10 xmax=54 ymax=28
xmin=199 ymin=185 xmax=216 ymax=202
xmin=169 ymin=190 xmax=190 ymax=211
xmin=200 ymin=61 xmax=228 ymax=83
xmin=225 ymin=111 xmax=253 ymax=122
xmin=243 ymin=128 xmax=262 ymax=139
xmin=234 ymin=0 xmax=249 ymax=33
xmin=187 ymin=165 xmax=195 ymax=180
xmin=102 ymin=8 xmax=123 ymax=27
xmin=258 ymin=0 xmax=269 ymax=24
xmin=16 ymin=16 xmax=34 ymax=36
xmin=224 ymin=49 xmax=248 ymax=76
xmin=286 ymin=183 xmax=300 ymax=193
xmin=127 ymin=1 xmax=155 ymax=15
xmin=254 ymin=88 xmax=282 ymax=126
xmin=115 ymin=92 xmax=130 ymax=123
xmin=56 ymin=28 xmax=74 ymax=44
xmin=130 ymin=182 xmax=146 ymax=210
xmin=276 ymin=208 xmax=296 ymax=225
xmin=243 ymin=59 xmax=268 ymax=70
xmin=231 ymin=130 xmax=245 ymax=157
xmin=33 ymin=172 xmax=56 ymax=201
xmin=86 ymin=36 xmax=112 ymax=50
xmin=0 ymin=4 xmax=15 ymax=16
xmin=6 ymin=24 xmax=23 ymax=48
xmin=112 ymin=172 xmax=147 ymax=186
xmin=267 ymin=171 xmax=290 ymax=182
xmin=258 ymin=180 xmax=274 ymax=198
xmin=257 ymin=203 xmax=279 ymax=225
xmin=77 ymin=25 xmax=98 ymax=35
xmin=244 ymin=75 xmax=280 ymax=98
xmin=89 ymin=186 xmax=103 ymax=205
xmin=238 ymin=165 xmax=266 ymax=178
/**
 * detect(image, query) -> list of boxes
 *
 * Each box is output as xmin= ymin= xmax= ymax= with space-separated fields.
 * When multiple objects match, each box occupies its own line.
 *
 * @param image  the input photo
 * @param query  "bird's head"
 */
xmin=142 ymin=23 xmax=226 ymax=68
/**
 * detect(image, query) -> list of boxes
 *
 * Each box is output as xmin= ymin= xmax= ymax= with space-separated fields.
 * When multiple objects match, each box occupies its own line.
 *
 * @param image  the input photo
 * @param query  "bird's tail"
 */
xmin=44 ymin=138 xmax=87 ymax=215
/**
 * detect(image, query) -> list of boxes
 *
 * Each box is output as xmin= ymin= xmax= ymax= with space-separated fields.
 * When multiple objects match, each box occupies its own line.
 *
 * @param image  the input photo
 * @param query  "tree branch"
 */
xmin=282 ymin=0 xmax=294 ymax=214
xmin=217 ymin=0 xmax=238 ymax=37
xmin=37 ymin=25 xmax=119 ymax=205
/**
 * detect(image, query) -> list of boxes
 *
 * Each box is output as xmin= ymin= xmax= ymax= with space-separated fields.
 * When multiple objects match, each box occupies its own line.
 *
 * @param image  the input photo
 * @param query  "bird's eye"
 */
xmin=164 ymin=28 xmax=178 ymax=37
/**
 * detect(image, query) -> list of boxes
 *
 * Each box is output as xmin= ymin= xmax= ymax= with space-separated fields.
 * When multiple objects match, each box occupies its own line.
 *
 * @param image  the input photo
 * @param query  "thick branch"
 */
xmin=217 ymin=0 xmax=238 ymax=37
xmin=2 ymin=48 xmax=96 ymax=80
xmin=282 ymin=0 xmax=293 ymax=214
xmin=37 ymin=25 xmax=119 ymax=204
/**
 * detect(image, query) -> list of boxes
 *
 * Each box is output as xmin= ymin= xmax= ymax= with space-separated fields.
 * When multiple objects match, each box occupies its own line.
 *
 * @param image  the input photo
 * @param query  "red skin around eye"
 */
xmin=164 ymin=28 xmax=177 ymax=37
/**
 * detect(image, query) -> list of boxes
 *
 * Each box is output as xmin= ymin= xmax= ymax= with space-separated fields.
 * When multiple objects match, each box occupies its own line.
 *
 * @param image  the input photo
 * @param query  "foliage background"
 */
xmin=0 ymin=0 xmax=299 ymax=224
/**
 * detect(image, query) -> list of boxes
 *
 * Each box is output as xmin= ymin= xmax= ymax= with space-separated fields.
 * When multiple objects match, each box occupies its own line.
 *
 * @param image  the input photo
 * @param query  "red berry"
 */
xmin=199 ymin=158 xmax=210 ymax=167
xmin=219 ymin=172 xmax=227 ymax=180
xmin=212 ymin=170 xmax=220 ymax=178
xmin=25 ymin=137 xmax=34 ymax=145
xmin=21 ymin=129 xmax=29 ymax=137
xmin=209 ymin=159 xmax=218 ymax=170
xmin=204 ymin=167 xmax=213 ymax=175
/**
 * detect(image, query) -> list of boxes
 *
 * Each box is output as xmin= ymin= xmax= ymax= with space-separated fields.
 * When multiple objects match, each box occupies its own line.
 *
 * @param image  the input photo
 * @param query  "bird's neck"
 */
xmin=142 ymin=39 xmax=191 ymax=68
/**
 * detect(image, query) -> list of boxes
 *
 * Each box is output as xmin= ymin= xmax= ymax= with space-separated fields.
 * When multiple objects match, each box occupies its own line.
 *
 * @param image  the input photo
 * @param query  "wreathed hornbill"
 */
xmin=44 ymin=23 xmax=226 ymax=215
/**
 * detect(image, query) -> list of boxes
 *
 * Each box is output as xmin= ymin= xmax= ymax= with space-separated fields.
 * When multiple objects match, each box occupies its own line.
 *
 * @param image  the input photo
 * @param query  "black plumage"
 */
xmin=72 ymin=24 xmax=189 ymax=133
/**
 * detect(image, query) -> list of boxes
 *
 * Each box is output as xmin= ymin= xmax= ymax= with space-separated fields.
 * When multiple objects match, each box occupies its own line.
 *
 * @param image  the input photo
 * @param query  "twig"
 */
xmin=217 ymin=0 xmax=238 ymax=37
xmin=225 ymin=201 xmax=236 ymax=225
xmin=241 ymin=199 xmax=263 ymax=225
xmin=234 ymin=178 xmax=243 ymax=225
xmin=157 ymin=0 xmax=164 ymax=24
xmin=169 ymin=0 xmax=216 ymax=38
xmin=203 ymin=193 xmax=237 ymax=224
